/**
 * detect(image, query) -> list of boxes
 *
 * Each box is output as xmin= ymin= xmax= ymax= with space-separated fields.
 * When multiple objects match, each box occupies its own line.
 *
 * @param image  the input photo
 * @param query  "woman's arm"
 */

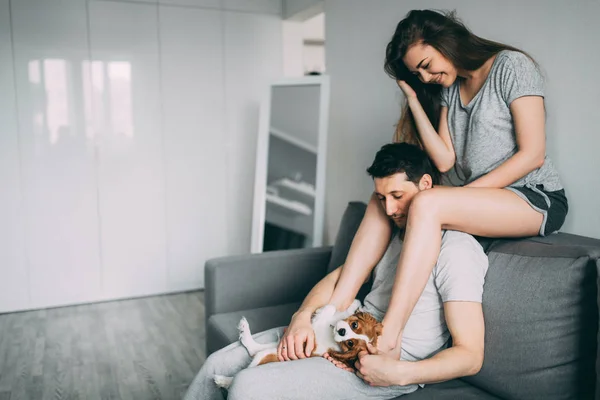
xmin=397 ymin=81 xmax=456 ymax=172
xmin=466 ymin=96 xmax=546 ymax=188
xmin=328 ymin=193 xmax=393 ymax=311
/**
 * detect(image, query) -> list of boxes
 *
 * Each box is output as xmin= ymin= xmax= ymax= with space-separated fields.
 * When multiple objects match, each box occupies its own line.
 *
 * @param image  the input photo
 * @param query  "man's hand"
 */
xmin=277 ymin=310 xmax=315 ymax=361
xmin=355 ymin=343 xmax=407 ymax=387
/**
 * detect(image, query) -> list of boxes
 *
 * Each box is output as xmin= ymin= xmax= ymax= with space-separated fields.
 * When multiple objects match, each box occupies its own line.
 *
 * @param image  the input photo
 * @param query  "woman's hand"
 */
xmin=397 ymin=80 xmax=417 ymax=100
xmin=355 ymin=343 xmax=407 ymax=387
xmin=277 ymin=310 xmax=315 ymax=361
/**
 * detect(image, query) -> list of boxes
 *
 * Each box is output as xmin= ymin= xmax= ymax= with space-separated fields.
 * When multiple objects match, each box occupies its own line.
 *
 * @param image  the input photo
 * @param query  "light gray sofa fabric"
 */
xmin=463 ymin=242 xmax=599 ymax=399
xmin=206 ymin=302 xmax=301 ymax=355
xmin=404 ymin=379 xmax=500 ymax=399
xmin=205 ymin=246 xmax=331 ymax=319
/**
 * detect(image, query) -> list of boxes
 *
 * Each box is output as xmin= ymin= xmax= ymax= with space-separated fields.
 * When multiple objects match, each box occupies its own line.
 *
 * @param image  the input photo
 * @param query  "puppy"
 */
xmin=214 ymin=300 xmax=362 ymax=389
xmin=326 ymin=311 xmax=383 ymax=369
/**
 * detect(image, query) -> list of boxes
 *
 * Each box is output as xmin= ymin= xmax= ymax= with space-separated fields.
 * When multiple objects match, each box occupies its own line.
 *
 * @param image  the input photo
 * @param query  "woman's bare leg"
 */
xmin=380 ymin=187 xmax=543 ymax=350
xmin=329 ymin=193 xmax=393 ymax=310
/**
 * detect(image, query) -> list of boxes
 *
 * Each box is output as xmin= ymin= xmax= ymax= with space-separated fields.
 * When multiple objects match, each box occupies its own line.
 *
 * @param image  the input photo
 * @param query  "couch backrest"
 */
xmin=464 ymin=236 xmax=600 ymax=399
xmin=327 ymin=201 xmax=368 ymax=273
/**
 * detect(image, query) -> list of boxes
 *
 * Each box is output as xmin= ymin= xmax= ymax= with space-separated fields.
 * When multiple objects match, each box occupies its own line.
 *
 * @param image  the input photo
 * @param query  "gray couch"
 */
xmin=204 ymin=202 xmax=600 ymax=399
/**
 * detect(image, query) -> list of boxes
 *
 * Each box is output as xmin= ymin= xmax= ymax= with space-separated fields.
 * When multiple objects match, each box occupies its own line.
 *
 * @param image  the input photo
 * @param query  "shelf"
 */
xmin=265 ymin=193 xmax=312 ymax=216
xmin=270 ymin=126 xmax=318 ymax=154
xmin=270 ymin=178 xmax=315 ymax=198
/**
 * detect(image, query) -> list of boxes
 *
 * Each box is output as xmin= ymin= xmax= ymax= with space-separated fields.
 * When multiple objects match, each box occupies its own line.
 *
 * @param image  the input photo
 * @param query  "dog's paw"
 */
xmin=312 ymin=304 xmax=336 ymax=324
xmin=214 ymin=375 xmax=234 ymax=389
xmin=347 ymin=299 xmax=361 ymax=314
xmin=238 ymin=317 xmax=250 ymax=335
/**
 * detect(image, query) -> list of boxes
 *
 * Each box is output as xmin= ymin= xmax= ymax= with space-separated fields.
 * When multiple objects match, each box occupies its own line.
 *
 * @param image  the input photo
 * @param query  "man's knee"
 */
xmin=227 ymin=368 xmax=265 ymax=400
xmin=202 ymin=350 xmax=226 ymax=374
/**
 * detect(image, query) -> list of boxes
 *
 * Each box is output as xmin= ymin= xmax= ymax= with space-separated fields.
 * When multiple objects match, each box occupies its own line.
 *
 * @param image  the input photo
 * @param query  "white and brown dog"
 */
xmin=327 ymin=311 xmax=383 ymax=369
xmin=214 ymin=301 xmax=382 ymax=388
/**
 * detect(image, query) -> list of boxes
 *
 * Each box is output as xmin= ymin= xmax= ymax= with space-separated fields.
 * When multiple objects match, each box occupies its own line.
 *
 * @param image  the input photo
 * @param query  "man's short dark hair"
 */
xmin=366 ymin=142 xmax=441 ymax=185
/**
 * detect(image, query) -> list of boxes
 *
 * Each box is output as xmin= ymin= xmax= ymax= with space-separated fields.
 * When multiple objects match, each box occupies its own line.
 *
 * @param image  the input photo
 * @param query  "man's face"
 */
xmin=373 ymin=172 xmax=429 ymax=229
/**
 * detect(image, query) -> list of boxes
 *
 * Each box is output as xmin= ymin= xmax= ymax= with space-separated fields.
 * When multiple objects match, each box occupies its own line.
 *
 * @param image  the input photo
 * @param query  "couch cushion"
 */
xmin=464 ymin=238 xmax=600 ymax=399
xmin=327 ymin=201 xmax=367 ymax=273
xmin=206 ymin=302 xmax=301 ymax=354
xmin=402 ymin=379 xmax=500 ymax=399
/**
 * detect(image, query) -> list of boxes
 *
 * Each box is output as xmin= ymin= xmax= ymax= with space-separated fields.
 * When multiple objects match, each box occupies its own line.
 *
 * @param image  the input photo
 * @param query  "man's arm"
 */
xmin=279 ymin=266 xmax=372 ymax=361
xmin=394 ymin=301 xmax=484 ymax=386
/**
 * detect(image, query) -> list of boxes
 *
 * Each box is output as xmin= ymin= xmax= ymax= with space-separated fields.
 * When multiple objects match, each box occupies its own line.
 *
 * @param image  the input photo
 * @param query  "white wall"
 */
xmin=324 ymin=0 xmax=600 ymax=242
xmin=0 ymin=0 xmax=281 ymax=312
xmin=283 ymin=0 xmax=322 ymax=20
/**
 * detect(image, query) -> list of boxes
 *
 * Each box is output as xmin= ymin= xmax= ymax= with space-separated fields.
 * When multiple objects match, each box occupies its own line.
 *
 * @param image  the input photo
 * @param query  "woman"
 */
xmin=281 ymin=9 xmax=568 ymax=364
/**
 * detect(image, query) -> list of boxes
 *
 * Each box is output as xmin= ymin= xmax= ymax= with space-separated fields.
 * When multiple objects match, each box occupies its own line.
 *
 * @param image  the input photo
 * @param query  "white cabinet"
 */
xmin=159 ymin=5 xmax=227 ymax=290
xmin=0 ymin=0 xmax=282 ymax=312
xmin=0 ymin=0 xmax=28 ymax=313
xmin=10 ymin=0 xmax=102 ymax=309
xmin=88 ymin=0 xmax=168 ymax=299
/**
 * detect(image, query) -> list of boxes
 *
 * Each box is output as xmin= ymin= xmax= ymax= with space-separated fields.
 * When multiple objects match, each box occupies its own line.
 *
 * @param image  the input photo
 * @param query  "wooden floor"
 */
xmin=0 ymin=291 xmax=206 ymax=400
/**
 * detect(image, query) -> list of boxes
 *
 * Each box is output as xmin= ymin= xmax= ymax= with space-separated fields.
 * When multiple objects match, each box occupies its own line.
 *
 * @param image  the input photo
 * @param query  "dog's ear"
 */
xmin=374 ymin=322 xmax=383 ymax=337
xmin=354 ymin=340 xmax=368 ymax=354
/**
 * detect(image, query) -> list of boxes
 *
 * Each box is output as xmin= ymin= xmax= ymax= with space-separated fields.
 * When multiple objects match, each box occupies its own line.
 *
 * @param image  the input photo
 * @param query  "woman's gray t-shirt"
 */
xmin=440 ymin=50 xmax=563 ymax=191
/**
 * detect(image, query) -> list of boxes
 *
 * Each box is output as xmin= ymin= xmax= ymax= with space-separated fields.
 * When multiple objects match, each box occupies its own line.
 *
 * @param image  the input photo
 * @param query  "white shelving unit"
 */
xmin=265 ymin=193 xmax=312 ymax=216
xmin=270 ymin=126 xmax=317 ymax=154
xmin=251 ymin=76 xmax=330 ymax=253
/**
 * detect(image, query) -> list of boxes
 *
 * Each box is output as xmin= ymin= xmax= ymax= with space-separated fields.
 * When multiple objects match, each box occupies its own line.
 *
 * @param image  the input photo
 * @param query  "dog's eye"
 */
xmin=351 ymin=322 xmax=358 ymax=329
xmin=347 ymin=340 xmax=354 ymax=347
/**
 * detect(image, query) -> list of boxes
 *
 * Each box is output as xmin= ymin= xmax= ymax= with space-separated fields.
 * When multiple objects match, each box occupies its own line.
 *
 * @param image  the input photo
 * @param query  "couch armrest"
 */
xmin=205 ymin=246 xmax=332 ymax=320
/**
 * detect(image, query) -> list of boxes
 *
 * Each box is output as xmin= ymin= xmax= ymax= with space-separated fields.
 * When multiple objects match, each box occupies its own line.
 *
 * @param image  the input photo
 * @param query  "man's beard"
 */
xmin=392 ymin=220 xmax=406 ymax=239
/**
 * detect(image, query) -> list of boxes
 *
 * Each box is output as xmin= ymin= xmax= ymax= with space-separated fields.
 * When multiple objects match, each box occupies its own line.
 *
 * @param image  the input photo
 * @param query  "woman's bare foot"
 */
xmin=323 ymin=353 xmax=354 ymax=372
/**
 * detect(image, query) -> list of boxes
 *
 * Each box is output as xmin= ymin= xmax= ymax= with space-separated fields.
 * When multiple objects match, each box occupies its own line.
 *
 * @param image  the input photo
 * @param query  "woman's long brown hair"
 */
xmin=385 ymin=10 xmax=537 ymax=145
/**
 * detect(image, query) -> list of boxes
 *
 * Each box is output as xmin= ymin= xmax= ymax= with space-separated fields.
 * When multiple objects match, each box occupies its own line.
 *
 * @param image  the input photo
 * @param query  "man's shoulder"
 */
xmin=440 ymin=230 xmax=483 ymax=249
xmin=436 ymin=230 xmax=488 ymax=272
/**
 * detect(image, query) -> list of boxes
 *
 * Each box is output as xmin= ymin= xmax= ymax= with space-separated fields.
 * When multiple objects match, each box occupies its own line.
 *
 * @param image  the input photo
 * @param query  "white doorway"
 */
xmin=283 ymin=12 xmax=325 ymax=77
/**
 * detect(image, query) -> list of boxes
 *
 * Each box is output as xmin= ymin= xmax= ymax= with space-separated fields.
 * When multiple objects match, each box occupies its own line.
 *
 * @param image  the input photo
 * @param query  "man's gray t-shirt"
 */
xmin=361 ymin=230 xmax=488 ymax=362
xmin=440 ymin=50 xmax=563 ymax=191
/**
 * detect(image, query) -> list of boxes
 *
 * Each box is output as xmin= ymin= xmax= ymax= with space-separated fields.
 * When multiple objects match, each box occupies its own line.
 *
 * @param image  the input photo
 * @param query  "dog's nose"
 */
xmin=337 ymin=328 xmax=346 ymax=336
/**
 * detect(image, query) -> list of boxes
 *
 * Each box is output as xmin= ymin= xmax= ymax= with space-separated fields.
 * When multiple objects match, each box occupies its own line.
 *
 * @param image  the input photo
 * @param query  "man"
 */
xmin=184 ymin=143 xmax=488 ymax=400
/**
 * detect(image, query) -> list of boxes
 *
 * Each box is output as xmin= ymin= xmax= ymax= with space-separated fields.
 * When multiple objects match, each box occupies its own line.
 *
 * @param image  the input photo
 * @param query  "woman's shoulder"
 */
xmin=494 ymin=50 xmax=538 ymax=72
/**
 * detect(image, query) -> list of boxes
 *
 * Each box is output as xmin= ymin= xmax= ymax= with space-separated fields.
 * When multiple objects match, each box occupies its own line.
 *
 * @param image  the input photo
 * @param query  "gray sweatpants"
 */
xmin=183 ymin=327 xmax=419 ymax=400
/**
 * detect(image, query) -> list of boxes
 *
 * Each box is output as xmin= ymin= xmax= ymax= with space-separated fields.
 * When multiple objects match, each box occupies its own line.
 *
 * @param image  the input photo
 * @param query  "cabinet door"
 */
xmin=159 ymin=5 xmax=226 ymax=290
xmin=11 ymin=0 xmax=102 ymax=309
xmin=0 ymin=0 xmax=28 ymax=312
xmin=224 ymin=12 xmax=282 ymax=255
xmin=88 ymin=1 xmax=168 ymax=299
